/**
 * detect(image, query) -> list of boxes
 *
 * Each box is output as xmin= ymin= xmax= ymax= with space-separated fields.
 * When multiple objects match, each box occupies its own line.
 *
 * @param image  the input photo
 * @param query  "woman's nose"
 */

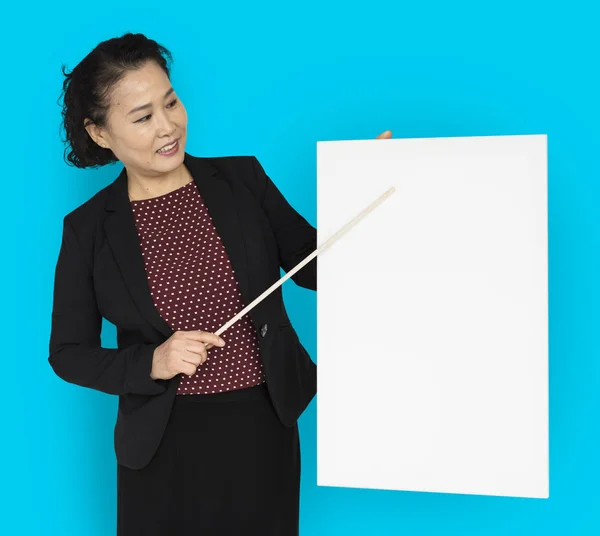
xmin=155 ymin=111 xmax=177 ymax=135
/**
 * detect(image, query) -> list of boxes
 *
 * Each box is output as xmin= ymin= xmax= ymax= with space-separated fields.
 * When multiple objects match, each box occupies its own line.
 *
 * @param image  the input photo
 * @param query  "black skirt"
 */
xmin=117 ymin=382 xmax=301 ymax=536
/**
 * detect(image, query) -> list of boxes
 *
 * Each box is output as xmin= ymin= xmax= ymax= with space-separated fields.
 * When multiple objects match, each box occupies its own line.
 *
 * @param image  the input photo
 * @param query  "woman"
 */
xmin=49 ymin=32 xmax=391 ymax=535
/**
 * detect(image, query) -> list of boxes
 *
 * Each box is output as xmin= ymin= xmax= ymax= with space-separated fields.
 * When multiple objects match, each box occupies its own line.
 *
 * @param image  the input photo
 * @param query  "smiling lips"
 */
xmin=157 ymin=139 xmax=179 ymax=154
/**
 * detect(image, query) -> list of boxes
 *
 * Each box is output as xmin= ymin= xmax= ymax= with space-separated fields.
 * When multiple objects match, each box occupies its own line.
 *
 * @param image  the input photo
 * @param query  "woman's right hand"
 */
xmin=150 ymin=330 xmax=226 ymax=380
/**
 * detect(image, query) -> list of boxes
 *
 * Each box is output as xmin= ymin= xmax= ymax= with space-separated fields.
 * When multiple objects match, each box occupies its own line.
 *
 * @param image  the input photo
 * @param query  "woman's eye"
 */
xmin=135 ymin=100 xmax=177 ymax=123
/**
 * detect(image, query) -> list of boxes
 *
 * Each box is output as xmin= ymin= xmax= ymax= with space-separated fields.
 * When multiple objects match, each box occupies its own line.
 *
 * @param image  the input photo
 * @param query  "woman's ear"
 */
xmin=84 ymin=118 xmax=109 ymax=149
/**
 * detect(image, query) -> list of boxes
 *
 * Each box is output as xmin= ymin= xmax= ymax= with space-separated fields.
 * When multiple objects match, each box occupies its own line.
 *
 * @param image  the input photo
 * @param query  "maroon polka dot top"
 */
xmin=129 ymin=179 xmax=265 ymax=395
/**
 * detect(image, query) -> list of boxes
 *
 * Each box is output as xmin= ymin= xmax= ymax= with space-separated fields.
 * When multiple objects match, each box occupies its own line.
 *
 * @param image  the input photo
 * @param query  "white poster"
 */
xmin=316 ymin=134 xmax=548 ymax=499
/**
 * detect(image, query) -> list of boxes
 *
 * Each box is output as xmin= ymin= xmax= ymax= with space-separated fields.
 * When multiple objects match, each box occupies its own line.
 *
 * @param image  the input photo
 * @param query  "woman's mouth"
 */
xmin=157 ymin=140 xmax=179 ymax=156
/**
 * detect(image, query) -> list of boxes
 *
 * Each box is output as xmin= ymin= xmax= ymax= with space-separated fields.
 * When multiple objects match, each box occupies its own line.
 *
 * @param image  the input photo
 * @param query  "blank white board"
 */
xmin=316 ymin=134 xmax=548 ymax=499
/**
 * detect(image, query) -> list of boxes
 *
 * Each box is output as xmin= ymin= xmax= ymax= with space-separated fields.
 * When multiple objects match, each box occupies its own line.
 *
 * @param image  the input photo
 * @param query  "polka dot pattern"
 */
xmin=130 ymin=179 xmax=265 ymax=395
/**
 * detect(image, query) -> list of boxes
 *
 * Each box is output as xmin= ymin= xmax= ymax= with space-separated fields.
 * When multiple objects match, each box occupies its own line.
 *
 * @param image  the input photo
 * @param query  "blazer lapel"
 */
xmin=103 ymin=153 xmax=251 ymax=339
xmin=185 ymin=155 xmax=252 ymax=309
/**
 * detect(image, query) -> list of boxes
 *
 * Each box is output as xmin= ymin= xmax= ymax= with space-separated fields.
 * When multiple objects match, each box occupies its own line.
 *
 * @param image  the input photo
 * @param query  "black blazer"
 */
xmin=48 ymin=153 xmax=317 ymax=470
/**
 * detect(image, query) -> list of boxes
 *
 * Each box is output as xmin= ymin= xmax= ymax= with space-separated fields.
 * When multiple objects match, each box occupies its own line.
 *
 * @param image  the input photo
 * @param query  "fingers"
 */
xmin=376 ymin=130 xmax=392 ymax=139
xmin=187 ymin=341 xmax=209 ymax=359
xmin=181 ymin=362 xmax=199 ymax=377
xmin=180 ymin=346 xmax=207 ymax=376
xmin=176 ymin=330 xmax=226 ymax=376
xmin=184 ymin=330 xmax=226 ymax=347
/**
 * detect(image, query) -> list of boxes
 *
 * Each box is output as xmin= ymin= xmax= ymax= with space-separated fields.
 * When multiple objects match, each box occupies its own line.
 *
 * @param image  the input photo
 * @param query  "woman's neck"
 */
xmin=126 ymin=164 xmax=192 ymax=201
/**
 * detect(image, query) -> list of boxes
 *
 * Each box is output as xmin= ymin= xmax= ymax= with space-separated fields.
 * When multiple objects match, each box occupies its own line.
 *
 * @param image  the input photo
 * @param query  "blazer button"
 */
xmin=260 ymin=324 xmax=268 ymax=337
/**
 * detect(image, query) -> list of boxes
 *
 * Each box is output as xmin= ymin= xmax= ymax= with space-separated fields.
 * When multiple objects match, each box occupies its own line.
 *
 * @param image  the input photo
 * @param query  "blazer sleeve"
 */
xmin=48 ymin=217 xmax=167 ymax=396
xmin=250 ymin=156 xmax=317 ymax=291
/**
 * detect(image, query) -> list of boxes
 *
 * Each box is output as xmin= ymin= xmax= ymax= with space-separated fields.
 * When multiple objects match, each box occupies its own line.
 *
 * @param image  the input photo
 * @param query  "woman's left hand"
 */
xmin=376 ymin=130 xmax=392 ymax=139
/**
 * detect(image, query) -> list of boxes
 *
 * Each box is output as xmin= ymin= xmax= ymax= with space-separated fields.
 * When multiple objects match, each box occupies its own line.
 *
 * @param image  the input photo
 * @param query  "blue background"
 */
xmin=1 ymin=0 xmax=598 ymax=534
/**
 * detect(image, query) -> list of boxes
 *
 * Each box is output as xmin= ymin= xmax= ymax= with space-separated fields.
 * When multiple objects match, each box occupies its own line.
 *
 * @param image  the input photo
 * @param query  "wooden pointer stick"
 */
xmin=208 ymin=186 xmax=396 ymax=341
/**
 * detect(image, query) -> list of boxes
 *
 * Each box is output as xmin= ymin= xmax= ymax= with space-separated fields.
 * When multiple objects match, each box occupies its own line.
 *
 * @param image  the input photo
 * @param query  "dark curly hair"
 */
xmin=59 ymin=33 xmax=173 ymax=168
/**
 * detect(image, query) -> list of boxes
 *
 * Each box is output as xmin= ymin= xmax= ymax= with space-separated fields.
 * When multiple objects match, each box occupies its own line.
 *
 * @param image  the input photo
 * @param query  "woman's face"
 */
xmin=87 ymin=61 xmax=188 ymax=177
